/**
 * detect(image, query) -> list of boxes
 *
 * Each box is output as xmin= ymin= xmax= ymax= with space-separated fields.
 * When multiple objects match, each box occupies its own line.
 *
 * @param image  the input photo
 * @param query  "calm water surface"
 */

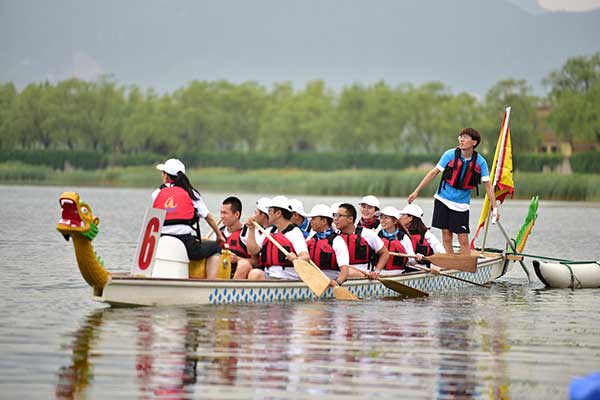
xmin=1 ymin=185 xmax=599 ymax=399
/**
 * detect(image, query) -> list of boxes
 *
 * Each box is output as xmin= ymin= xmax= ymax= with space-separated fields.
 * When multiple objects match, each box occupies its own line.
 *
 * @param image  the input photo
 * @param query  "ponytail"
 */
xmin=166 ymin=172 xmax=200 ymax=201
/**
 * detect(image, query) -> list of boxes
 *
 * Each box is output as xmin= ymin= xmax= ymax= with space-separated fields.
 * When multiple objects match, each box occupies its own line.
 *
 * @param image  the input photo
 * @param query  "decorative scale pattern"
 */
xmin=207 ymin=265 xmax=493 ymax=304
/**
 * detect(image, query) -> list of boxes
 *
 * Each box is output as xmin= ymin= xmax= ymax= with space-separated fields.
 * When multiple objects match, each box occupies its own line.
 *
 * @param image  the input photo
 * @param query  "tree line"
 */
xmin=0 ymin=54 xmax=598 ymax=159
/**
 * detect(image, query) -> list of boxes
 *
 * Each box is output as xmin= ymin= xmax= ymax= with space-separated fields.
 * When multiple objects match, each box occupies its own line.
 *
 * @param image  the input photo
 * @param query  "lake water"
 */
xmin=1 ymin=185 xmax=599 ymax=399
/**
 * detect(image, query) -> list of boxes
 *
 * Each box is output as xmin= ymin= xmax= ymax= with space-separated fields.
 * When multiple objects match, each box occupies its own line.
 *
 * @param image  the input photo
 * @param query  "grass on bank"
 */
xmin=2 ymin=161 xmax=600 ymax=201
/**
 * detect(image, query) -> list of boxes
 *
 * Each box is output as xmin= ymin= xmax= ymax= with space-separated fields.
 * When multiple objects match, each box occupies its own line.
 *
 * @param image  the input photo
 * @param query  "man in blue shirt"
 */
xmin=408 ymin=128 xmax=500 ymax=255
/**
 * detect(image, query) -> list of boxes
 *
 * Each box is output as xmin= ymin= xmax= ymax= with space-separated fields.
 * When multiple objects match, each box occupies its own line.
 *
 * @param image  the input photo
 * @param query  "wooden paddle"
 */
xmin=252 ymin=222 xmax=357 ymax=300
xmin=203 ymin=218 xmax=223 ymax=240
xmin=410 ymin=264 xmax=490 ymax=288
xmin=347 ymin=266 xmax=428 ymax=299
xmin=389 ymin=252 xmax=477 ymax=273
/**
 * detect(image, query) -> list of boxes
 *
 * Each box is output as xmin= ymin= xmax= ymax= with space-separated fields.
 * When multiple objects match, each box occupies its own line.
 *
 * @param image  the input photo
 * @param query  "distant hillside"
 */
xmin=1 ymin=0 xmax=599 ymax=95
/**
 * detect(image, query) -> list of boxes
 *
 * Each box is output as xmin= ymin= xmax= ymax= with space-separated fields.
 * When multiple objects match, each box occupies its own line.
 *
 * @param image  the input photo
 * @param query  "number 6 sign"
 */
xmin=132 ymin=207 xmax=166 ymax=276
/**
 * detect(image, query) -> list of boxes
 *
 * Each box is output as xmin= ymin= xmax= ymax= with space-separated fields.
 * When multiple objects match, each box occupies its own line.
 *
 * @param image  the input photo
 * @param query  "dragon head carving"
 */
xmin=57 ymin=192 xmax=100 ymax=241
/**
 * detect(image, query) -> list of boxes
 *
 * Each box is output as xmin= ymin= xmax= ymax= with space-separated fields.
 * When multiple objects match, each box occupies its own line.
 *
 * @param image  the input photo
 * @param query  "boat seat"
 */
xmin=151 ymin=236 xmax=189 ymax=279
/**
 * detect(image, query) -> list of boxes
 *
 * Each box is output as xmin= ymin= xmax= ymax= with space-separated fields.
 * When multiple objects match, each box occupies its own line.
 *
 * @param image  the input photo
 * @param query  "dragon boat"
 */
xmin=57 ymin=191 xmax=511 ymax=307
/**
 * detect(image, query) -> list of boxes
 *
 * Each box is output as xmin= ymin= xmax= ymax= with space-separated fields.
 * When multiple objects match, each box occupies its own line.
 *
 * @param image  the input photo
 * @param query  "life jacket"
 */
xmin=440 ymin=148 xmax=482 ymax=195
xmin=340 ymin=226 xmax=372 ymax=265
xmin=307 ymin=233 xmax=339 ymax=271
xmin=377 ymin=231 xmax=408 ymax=270
xmin=410 ymin=233 xmax=434 ymax=257
xmin=358 ymin=217 xmax=380 ymax=230
xmin=153 ymin=185 xmax=198 ymax=227
xmin=221 ymin=225 xmax=250 ymax=260
xmin=260 ymin=224 xmax=297 ymax=268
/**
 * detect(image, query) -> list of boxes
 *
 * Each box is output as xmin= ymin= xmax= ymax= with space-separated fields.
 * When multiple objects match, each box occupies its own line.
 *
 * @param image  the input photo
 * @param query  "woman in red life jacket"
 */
xmin=357 ymin=195 xmax=381 ymax=231
xmin=374 ymin=206 xmax=418 ymax=275
xmin=152 ymin=158 xmax=225 ymax=279
xmin=399 ymin=203 xmax=446 ymax=273
xmin=305 ymin=204 xmax=350 ymax=287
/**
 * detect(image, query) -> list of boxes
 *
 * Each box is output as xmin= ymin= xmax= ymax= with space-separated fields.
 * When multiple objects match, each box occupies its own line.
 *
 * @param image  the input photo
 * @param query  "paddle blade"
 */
xmin=378 ymin=278 xmax=428 ymax=299
xmin=293 ymin=259 xmax=330 ymax=297
xmin=333 ymin=286 xmax=359 ymax=301
xmin=424 ymin=253 xmax=478 ymax=273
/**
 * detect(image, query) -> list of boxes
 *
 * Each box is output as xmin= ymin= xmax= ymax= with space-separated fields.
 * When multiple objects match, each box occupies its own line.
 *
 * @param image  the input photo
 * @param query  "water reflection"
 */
xmin=54 ymin=301 xmax=520 ymax=399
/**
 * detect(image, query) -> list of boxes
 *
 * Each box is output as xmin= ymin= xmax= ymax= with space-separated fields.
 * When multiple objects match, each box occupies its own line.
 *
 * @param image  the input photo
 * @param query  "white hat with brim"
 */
xmin=400 ymin=204 xmax=424 ymax=219
xmin=156 ymin=158 xmax=186 ymax=176
xmin=289 ymin=199 xmax=308 ymax=217
xmin=307 ymin=204 xmax=333 ymax=219
xmin=359 ymin=195 xmax=380 ymax=209
xmin=256 ymin=197 xmax=271 ymax=214
xmin=376 ymin=206 xmax=401 ymax=219
xmin=268 ymin=195 xmax=292 ymax=211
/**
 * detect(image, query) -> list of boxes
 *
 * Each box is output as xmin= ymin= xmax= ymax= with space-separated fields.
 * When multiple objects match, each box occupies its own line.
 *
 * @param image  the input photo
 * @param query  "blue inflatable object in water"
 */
xmin=570 ymin=372 xmax=600 ymax=400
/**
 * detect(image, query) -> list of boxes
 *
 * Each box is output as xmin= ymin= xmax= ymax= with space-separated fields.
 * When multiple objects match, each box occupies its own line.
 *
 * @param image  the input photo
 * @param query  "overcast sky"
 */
xmin=537 ymin=0 xmax=600 ymax=11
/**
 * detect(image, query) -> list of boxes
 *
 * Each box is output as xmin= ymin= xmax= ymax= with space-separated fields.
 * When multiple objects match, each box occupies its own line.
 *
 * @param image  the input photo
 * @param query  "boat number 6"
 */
xmin=138 ymin=217 xmax=160 ymax=270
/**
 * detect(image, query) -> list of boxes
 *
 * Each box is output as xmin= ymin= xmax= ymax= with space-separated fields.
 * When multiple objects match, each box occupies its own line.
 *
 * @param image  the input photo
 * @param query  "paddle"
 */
xmin=389 ymin=252 xmax=477 ymax=273
xmin=347 ymin=266 xmax=428 ymax=299
xmin=203 ymin=218 xmax=223 ymax=240
xmin=252 ymin=222 xmax=357 ymax=300
xmin=410 ymin=264 xmax=491 ymax=288
xmin=496 ymin=221 xmax=532 ymax=282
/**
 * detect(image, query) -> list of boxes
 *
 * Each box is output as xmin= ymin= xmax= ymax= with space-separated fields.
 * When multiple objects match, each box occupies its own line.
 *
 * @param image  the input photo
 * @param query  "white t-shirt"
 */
xmin=423 ymin=231 xmax=446 ymax=254
xmin=257 ymin=225 xmax=309 ymax=280
xmin=151 ymin=185 xmax=210 ymax=235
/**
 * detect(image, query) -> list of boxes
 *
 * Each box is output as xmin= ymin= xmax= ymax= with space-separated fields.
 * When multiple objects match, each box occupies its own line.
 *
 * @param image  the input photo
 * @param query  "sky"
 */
xmin=537 ymin=0 xmax=600 ymax=11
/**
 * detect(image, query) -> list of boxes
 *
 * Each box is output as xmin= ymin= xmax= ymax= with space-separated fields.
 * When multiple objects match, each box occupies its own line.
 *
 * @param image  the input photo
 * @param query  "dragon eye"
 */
xmin=81 ymin=206 xmax=88 ymax=214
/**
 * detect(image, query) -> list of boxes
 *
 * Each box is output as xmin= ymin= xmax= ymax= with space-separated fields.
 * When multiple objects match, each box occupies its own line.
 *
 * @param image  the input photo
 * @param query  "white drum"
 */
xmin=151 ymin=236 xmax=189 ymax=279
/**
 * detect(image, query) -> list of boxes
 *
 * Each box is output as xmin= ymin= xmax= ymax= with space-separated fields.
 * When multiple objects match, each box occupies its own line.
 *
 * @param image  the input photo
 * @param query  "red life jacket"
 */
xmin=410 ymin=233 xmax=434 ymax=257
xmin=152 ymin=186 xmax=197 ymax=226
xmin=340 ymin=226 xmax=372 ymax=265
xmin=378 ymin=231 xmax=408 ymax=270
xmin=440 ymin=148 xmax=482 ymax=194
xmin=221 ymin=225 xmax=250 ymax=259
xmin=307 ymin=233 xmax=339 ymax=271
xmin=260 ymin=224 xmax=297 ymax=268
xmin=359 ymin=217 xmax=380 ymax=230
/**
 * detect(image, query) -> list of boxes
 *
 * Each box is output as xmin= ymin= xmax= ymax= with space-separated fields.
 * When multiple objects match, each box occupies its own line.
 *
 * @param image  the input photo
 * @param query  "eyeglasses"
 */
xmin=333 ymin=213 xmax=350 ymax=218
xmin=458 ymin=134 xmax=471 ymax=140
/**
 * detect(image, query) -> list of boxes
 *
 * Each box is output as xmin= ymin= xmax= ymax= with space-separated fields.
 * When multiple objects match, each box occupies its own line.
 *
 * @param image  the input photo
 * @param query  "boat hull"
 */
xmin=94 ymin=255 xmax=507 ymax=306
xmin=533 ymin=260 xmax=600 ymax=289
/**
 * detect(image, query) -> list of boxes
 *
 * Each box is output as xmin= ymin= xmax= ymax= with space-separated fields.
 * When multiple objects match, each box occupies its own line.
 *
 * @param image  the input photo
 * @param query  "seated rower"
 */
xmin=151 ymin=158 xmax=225 ymax=279
xmin=245 ymin=196 xmax=310 ymax=280
xmin=399 ymin=204 xmax=445 ymax=272
xmin=305 ymin=204 xmax=350 ymax=287
xmin=290 ymin=198 xmax=311 ymax=239
xmin=232 ymin=197 xmax=270 ymax=279
xmin=375 ymin=206 xmax=419 ymax=275
xmin=219 ymin=196 xmax=256 ymax=279
xmin=334 ymin=203 xmax=389 ymax=279
xmin=357 ymin=195 xmax=381 ymax=231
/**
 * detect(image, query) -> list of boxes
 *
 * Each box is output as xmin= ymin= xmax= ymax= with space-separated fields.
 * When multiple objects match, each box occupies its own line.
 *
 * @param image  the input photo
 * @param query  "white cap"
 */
xmin=156 ymin=158 xmax=186 ymax=176
xmin=400 ymin=204 xmax=424 ymax=219
xmin=268 ymin=195 xmax=292 ymax=211
xmin=289 ymin=199 xmax=308 ymax=217
xmin=376 ymin=206 xmax=401 ymax=219
xmin=359 ymin=195 xmax=380 ymax=209
xmin=256 ymin=197 xmax=271 ymax=214
xmin=307 ymin=204 xmax=333 ymax=218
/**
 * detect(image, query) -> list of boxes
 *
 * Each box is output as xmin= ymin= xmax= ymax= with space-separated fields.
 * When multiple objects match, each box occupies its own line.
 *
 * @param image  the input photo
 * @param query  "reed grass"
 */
xmin=2 ymin=162 xmax=600 ymax=201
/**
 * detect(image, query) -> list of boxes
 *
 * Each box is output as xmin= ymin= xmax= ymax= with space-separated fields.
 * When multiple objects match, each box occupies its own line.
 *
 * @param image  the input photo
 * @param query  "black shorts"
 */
xmin=164 ymin=234 xmax=221 ymax=260
xmin=431 ymin=199 xmax=470 ymax=234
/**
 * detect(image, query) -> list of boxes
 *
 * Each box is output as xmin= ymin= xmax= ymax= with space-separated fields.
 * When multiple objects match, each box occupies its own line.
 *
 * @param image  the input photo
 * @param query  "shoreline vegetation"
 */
xmin=2 ymin=162 xmax=600 ymax=201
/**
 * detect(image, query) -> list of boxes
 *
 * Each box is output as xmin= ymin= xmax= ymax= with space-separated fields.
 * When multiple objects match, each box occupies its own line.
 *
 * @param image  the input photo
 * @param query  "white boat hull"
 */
xmin=533 ymin=260 xmax=600 ymax=289
xmin=94 ymin=255 xmax=508 ymax=306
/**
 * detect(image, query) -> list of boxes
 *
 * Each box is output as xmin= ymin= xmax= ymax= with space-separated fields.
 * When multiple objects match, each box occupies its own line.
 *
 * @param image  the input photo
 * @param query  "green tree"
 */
xmin=0 ymin=82 xmax=18 ymax=149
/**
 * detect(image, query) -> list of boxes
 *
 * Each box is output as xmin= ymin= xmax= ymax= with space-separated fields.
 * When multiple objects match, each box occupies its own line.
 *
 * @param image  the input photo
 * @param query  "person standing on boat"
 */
xmin=407 ymin=128 xmax=500 ymax=255
xmin=305 ymin=204 xmax=351 ymax=287
xmin=152 ymin=158 xmax=225 ymax=278
xmin=334 ymin=203 xmax=389 ymax=280
xmin=374 ymin=206 xmax=419 ymax=275
xmin=219 ymin=196 xmax=256 ymax=279
xmin=290 ymin=199 xmax=311 ymax=238
xmin=357 ymin=195 xmax=381 ymax=231
xmin=245 ymin=196 xmax=310 ymax=280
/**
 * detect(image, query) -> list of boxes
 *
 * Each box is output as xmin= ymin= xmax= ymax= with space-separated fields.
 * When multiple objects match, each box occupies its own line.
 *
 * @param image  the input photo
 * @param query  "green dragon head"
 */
xmin=57 ymin=192 xmax=100 ymax=241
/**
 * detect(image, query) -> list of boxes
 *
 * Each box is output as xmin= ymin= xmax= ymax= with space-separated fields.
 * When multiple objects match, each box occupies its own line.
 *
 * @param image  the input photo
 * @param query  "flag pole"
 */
xmin=479 ymin=201 xmax=492 ymax=254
